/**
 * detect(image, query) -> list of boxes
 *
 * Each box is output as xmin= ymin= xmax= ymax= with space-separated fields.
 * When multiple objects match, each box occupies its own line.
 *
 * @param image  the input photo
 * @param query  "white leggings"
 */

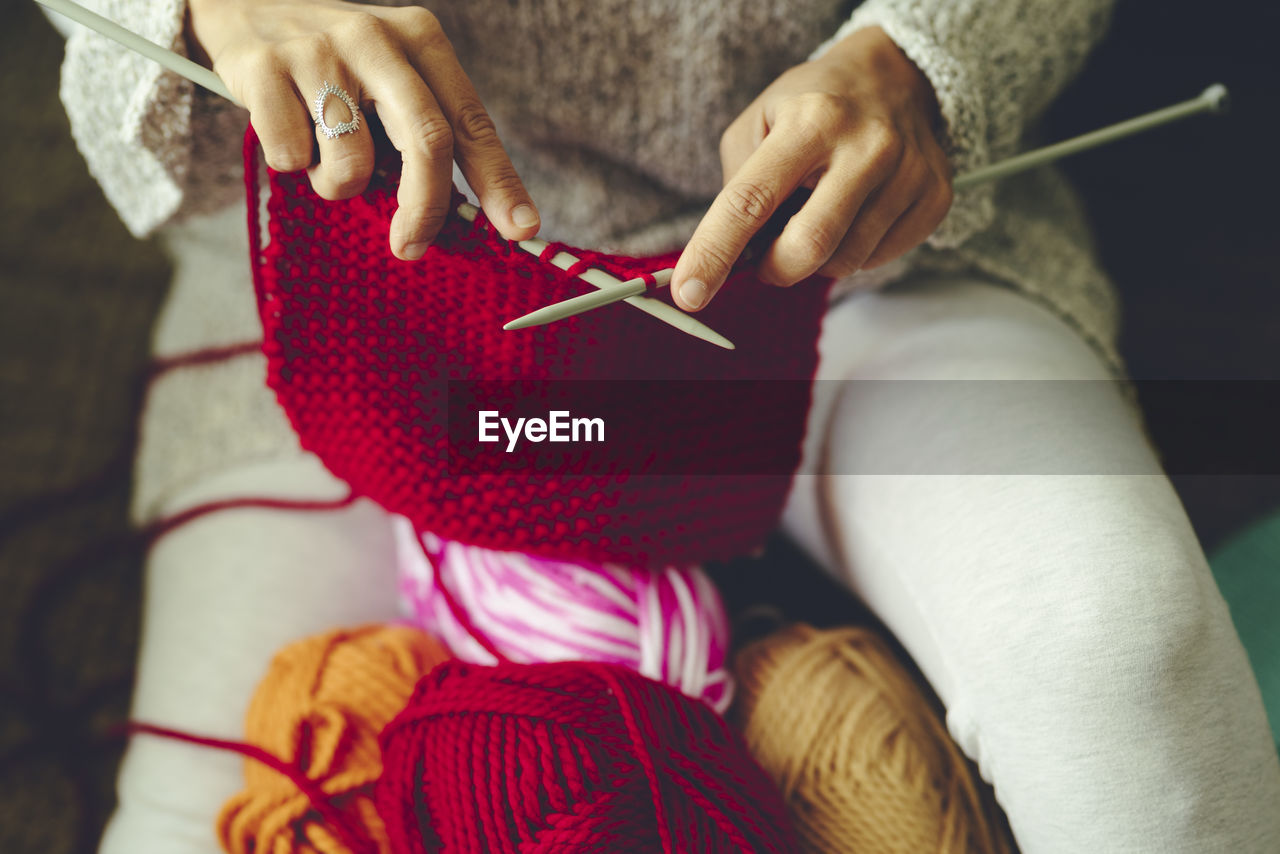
xmin=101 ymin=273 xmax=1280 ymax=853
xmin=786 ymin=276 xmax=1280 ymax=851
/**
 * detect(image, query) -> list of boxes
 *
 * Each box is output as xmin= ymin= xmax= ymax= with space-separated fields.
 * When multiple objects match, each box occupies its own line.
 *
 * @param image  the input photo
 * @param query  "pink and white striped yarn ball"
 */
xmin=393 ymin=518 xmax=734 ymax=713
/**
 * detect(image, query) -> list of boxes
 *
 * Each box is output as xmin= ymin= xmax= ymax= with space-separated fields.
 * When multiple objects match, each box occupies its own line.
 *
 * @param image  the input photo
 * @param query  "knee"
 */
xmin=1024 ymin=536 xmax=1226 ymax=708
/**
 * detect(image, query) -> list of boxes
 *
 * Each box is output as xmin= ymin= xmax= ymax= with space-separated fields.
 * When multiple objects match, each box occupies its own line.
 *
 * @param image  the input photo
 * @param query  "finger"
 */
xmin=392 ymin=11 xmax=539 ymax=240
xmin=359 ymin=60 xmax=456 ymax=260
xmin=862 ymin=177 xmax=953 ymax=269
xmin=237 ymin=59 xmax=314 ymax=173
xmin=755 ymin=157 xmax=881 ymax=287
xmin=430 ymin=71 xmax=539 ymax=240
xmin=815 ymin=161 xmax=926 ymax=279
xmin=673 ymin=133 xmax=820 ymax=311
xmin=856 ymin=133 xmax=954 ymax=268
xmin=305 ymin=75 xmax=376 ymax=202
xmin=718 ymin=110 xmax=766 ymax=186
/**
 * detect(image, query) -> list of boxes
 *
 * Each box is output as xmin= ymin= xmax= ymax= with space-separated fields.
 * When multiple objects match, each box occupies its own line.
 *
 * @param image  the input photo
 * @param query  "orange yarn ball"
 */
xmin=218 ymin=625 xmax=449 ymax=854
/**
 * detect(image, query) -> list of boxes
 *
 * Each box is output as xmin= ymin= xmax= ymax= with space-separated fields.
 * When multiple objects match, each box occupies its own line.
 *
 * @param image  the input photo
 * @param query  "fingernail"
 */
xmin=680 ymin=279 xmax=709 ymax=310
xmin=511 ymin=204 xmax=539 ymax=229
xmin=404 ymin=242 xmax=429 ymax=260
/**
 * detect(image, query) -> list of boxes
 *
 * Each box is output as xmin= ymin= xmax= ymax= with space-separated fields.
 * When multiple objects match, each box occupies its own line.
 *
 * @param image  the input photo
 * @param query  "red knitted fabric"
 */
xmin=246 ymin=127 xmax=833 ymax=566
xmin=376 ymin=659 xmax=801 ymax=853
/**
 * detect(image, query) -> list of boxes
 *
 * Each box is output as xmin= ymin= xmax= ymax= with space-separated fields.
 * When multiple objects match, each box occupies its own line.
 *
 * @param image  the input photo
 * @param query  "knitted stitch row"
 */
xmin=245 ymin=127 xmax=833 ymax=566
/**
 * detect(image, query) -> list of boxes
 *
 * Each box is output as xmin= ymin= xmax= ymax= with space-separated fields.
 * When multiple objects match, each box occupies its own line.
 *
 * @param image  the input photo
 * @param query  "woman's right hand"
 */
xmin=186 ymin=0 xmax=539 ymax=259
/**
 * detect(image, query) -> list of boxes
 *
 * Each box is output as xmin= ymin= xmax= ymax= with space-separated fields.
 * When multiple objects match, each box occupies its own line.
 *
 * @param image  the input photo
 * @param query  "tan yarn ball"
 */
xmin=732 ymin=623 xmax=1013 ymax=854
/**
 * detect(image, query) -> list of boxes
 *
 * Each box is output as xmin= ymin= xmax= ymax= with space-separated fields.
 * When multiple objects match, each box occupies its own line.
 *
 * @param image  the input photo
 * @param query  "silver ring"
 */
xmin=314 ymin=81 xmax=361 ymax=140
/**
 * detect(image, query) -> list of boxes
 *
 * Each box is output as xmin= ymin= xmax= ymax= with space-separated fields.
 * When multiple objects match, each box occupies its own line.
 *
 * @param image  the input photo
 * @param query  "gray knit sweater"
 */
xmin=57 ymin=0 xmax=1122 ymax=515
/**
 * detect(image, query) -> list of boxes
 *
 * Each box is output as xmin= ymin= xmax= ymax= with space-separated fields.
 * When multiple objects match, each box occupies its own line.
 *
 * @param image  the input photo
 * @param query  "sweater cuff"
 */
xmin=59 ymin=0 xmax=196 ymax=238
xmin=809 ymin=3 xmax=994 ymax=249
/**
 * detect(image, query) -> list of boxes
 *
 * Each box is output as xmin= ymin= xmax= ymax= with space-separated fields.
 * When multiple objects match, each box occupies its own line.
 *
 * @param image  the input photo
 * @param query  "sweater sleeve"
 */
xmin=810 ymin=0 xmax=1114 ymax=249
xmin=59 ymin=0 xmax=247 ymax=238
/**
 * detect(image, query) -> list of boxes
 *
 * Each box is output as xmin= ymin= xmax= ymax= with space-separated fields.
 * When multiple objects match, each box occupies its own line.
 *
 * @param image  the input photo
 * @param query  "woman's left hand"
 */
xmin=672 ymin=26 xmax=953 ymax=312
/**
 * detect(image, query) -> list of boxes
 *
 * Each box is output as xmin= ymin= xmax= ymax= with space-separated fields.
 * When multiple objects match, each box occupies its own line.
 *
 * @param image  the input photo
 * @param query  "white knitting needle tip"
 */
xmin=516 ymin=83 xmax=1230 ymax=329
xmin=504 ymin=269 xmax=671 ymax=330
xmin=455 ymin=205 xmax=732 ymax=349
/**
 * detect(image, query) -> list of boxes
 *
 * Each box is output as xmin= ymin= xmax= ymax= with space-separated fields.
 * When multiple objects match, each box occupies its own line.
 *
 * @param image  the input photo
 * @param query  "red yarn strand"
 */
xmin=147 ymin=340 xmax=264 ymax=381
xmin=142 ymin=491 xmax=358 ymax=549
xmin=125 ymin=721 xmax=379 ymax=854
xmin=412 ymin=534 xmax=509 ymax=664
xmin=596 ymin=663 xmax=677 ymax=852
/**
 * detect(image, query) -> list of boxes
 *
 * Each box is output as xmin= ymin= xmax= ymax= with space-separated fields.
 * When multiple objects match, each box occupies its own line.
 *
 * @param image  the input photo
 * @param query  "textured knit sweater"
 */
xmin=57 ymin=0 xmax=1121 ymax=517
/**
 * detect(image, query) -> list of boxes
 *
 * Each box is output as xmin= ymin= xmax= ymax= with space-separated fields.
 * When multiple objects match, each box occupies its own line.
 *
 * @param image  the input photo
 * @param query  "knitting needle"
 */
xmin=954 ymin=83 xmax=1228 ymax=187
xmin=33 ymin=0 xmax=736 ymax=349
xmin=506 ymin=83 xmax=1231 ymax=330
xmin=503 ymin=269 xmax=673 ymax=331
xmin=35 ymin=0 xmax=242 ymax=106
xmin=452 ymin=205 xmax=732 ymax=349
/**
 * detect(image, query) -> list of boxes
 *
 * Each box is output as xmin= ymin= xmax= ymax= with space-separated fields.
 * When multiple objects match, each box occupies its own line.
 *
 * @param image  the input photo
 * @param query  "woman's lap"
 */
xmin=105 ymin=265 xmax=1280 ymax=852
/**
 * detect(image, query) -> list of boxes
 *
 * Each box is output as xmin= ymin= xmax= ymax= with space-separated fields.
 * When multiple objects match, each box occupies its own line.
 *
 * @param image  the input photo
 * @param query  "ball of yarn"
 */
xmin=218 ymin=625 xmax=450 ymax=854
xmin=396 ymin=520 xmax=734 ymax=712
xmin=732 ymin=624 xmax=1013 ymax=854
xmin=376 ymin=658 xmax=800 ymax=853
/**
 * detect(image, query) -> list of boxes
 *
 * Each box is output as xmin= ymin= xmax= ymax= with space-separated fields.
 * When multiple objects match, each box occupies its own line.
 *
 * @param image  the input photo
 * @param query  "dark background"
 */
xmin=1046 ymin=3 xmax=1280 ymax=544
xmin=2 ymin=0 xmax=1278 ymax=850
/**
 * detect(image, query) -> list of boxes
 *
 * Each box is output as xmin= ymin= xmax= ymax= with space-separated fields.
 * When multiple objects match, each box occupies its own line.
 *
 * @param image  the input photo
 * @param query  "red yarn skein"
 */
xmin=376 ymin=659 xmax=801 ymax=853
